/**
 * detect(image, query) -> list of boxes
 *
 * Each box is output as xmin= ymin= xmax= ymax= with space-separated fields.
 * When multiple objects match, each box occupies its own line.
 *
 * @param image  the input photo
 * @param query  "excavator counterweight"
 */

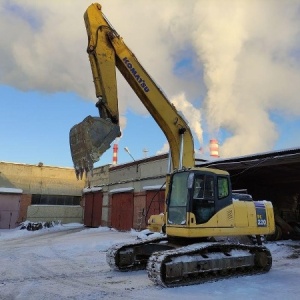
xmin=69 ymin=115 xmax=120 ymax=178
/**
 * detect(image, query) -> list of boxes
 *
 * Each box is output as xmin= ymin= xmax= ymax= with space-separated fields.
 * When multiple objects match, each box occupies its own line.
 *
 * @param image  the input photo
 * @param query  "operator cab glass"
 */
xmin=167 ymin=172 xmax=189 ymax=225
xmin=167 ymin=170 xmax=232 ymax=225
xmin=192 ymin=174 xmax=215 ymax=224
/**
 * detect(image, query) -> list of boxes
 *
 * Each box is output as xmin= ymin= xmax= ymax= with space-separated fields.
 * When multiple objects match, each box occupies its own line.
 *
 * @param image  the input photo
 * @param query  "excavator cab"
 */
xmin=69 ymin=115 xmax=120 ymax=178
xmin=166 ymin=169 xmax=232 ymax=226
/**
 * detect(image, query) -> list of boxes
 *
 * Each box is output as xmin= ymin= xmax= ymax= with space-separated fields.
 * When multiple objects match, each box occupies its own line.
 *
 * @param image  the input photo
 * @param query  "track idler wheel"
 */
xmin=254 ymin=251 xmax=270 ymax=270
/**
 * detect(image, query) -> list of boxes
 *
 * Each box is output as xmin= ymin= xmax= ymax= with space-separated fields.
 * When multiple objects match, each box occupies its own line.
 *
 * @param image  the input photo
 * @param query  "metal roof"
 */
xmin=196 ymin=147 xmax=300 ymax=186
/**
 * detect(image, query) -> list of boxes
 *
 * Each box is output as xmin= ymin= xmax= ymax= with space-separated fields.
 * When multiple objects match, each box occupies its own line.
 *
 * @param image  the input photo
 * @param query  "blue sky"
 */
xmin=0 ymin=85 xmax=168 ymax=167
xmin=1 ymin=83 xmax=300 ymax=168
xmin=1 ymin=1 xmax=300 ymax=168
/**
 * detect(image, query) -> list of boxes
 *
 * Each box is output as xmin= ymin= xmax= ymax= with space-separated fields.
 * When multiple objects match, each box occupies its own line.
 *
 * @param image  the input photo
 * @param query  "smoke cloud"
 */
xmin=1 ymin=0 xmax=300 ymax=158
xmin=188 ymin=0 xmax=300 ymax=156
xmin=171 ymin=93 xmax=203 ymax=145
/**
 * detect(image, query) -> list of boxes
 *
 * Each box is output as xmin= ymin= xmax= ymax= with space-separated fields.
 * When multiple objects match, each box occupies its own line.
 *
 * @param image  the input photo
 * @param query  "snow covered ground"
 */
xmin=0 ymin=224 xmax=300 ymax=300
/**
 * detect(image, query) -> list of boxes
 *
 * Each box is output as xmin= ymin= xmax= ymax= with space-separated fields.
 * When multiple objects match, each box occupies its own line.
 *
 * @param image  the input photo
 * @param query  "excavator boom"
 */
xmin=69 ymin=3 xmax=194 ymax=178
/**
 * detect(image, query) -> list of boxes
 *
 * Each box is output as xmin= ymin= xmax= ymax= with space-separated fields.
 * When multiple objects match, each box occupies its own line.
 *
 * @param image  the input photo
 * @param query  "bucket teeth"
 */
xmin=74 ymin=161 xmax=94 ymax=180
xmin=75 ymin=168 xmax=80 ymax=180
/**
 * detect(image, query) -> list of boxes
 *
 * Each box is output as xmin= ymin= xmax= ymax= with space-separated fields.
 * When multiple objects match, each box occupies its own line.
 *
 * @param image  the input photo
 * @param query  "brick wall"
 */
xmin=17 ymin=194 xmax=32 ymax=223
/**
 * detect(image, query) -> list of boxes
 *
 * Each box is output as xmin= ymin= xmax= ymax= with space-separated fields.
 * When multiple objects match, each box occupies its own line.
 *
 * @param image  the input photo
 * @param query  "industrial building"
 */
xmin=1 ymin=146 xmax=300 ymax=240
xmin=0 ymin=161 xmax=85 ymax=228
xmin=82 ymin=153 xmax=168 ymax=231
xmin=199 ymin=148 xmax=300 ymax=240
xmin=82 ymin=147 xmax=300 ymax=240
xmin=0 ymin=154 xmax=168 ymax=231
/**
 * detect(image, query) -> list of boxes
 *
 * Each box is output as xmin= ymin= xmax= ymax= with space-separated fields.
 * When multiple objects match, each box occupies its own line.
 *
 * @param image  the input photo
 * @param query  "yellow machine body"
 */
xmin=70 ymin=3 xmax=276 ymax=287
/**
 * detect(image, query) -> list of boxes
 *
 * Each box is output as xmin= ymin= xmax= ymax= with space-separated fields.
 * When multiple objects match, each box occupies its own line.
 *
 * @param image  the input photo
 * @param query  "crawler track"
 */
xmin=106 ymin=236 xmax=169 ymax=271
xmin=147 ymin=242 xmax=272 ymax=287
xmin=106 ymin=238 xmax=272 ymax=287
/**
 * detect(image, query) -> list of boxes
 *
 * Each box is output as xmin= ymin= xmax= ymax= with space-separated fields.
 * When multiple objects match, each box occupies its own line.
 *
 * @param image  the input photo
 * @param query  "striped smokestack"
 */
xmin=112 ymin=144 xmax=118 ymax=165
xmin=209 ymin=139 xmax=219 ymax=158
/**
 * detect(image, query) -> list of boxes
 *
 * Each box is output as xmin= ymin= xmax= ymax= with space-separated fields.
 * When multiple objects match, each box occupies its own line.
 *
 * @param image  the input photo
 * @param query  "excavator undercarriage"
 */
xmin=106 ymin=236 xmax=272 ymax=287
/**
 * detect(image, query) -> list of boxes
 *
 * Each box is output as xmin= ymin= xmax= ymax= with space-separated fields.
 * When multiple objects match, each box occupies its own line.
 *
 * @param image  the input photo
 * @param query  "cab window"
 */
xmin=193 ymin=175 xmax=214 ymax=199
xmin=167 ymin=172 xmax=189 ymax=225
xmin=218 ymin=177 xmax=229 ymax=199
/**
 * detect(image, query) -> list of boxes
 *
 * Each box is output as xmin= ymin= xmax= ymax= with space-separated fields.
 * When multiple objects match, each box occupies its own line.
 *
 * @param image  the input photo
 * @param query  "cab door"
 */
xmin=192 ymin=174 xmax=215 ymax=224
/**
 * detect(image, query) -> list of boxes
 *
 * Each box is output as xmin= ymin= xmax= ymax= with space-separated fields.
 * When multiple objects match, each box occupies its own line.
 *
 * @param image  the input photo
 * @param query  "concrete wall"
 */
xmin=86 ymin=165 xmax=110 ymax=188
xmin=27 ymin=205 xmax=83 ymax=223
xmin=0 ymin=162 xmax=84 ymax=196
xmin=101 ymin=193 xmax=110 ymax=227
xmin=108 ymin=155 xmax=168 ymax=192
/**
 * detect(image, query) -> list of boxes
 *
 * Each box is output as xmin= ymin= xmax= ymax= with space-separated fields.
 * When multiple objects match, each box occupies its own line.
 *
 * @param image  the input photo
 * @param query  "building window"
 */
xmin=31 ymin=194 xmax=81 ymax=206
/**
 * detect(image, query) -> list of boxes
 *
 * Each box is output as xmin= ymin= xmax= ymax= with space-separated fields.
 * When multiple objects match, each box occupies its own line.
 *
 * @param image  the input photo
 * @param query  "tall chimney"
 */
xmin=112 ymin=144 xmax=118 ymax=165
xmin=209 ymin=139 xmax=219 ymax=158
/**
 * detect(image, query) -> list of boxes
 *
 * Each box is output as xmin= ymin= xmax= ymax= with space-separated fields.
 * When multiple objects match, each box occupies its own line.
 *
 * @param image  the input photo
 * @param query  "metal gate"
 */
xmin=83 ymin=191 xmax=103 ymax=227
xmin=0 ymin=191 xmax=21 ymax=229
xmin=111 ymin=192 xmax=134 ymax=231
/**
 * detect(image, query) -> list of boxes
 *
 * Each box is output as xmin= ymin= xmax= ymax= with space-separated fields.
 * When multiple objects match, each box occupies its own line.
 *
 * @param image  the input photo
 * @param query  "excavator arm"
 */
xmin=70 ymin=3 xmax=195 ymax=178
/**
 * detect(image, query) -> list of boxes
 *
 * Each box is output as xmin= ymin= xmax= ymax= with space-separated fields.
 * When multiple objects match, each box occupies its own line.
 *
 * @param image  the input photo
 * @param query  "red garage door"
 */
xmin=145 ymin=190 xmax=165 ymax=220
xmin=111 ymin=192 xmax=134 ymax=231
xmin=84 ymin=192 xmax=103 ymax=228
xmin=0 ymin=191 xmax=21 ymax=229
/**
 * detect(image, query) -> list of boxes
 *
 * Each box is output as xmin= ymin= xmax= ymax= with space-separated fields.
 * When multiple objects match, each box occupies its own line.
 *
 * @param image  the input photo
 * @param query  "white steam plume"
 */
xmin=171 ymin=93 xmax=203 ymax=145
xmin=190 ymin=0 xmax=300 ymax=157
xmin=156 ymin=93 xmax=203 ymax=155
xmin=1 ymin=0 xmax=300 ymax=159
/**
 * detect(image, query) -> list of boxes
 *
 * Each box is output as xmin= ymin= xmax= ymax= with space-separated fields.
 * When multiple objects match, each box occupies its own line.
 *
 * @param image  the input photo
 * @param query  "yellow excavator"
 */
xmin=69 ymin=3 xmax=275 ymax=287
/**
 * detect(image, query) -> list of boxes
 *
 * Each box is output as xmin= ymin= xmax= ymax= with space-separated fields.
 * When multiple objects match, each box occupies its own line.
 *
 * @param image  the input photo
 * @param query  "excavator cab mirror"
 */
xmin=69 ymin=115 xmax=121 ymax=178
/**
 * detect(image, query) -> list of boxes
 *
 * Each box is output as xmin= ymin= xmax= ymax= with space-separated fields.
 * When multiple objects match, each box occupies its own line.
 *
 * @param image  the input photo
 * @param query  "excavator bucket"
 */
xmin=69 ymin=116 xmax=121 ymax=179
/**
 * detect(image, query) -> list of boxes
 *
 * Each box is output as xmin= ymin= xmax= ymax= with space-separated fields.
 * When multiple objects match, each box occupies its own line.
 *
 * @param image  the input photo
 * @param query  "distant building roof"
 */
xmin=197 ymin=147 xmax=300 ymax=187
